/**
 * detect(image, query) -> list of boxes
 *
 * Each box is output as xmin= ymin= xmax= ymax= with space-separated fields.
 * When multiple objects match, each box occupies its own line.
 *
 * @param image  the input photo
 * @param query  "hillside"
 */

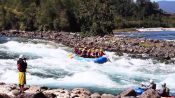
xmin=158 ymin=1 xmax=175 ymax=13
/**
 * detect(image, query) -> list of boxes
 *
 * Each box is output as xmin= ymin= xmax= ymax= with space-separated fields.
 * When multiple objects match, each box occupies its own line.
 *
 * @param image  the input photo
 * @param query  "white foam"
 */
xmin=57 ymin=71 xmax=118 ymax=88
xmin=0 ymin=39 xmax=174 ymax=94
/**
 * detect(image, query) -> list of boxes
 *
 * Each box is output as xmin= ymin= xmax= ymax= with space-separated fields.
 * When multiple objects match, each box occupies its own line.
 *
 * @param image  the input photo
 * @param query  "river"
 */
xmin=0 ymin=36 xmax=175 ymax=95
xmin=115 ymin=31 xmax=175 ymax=41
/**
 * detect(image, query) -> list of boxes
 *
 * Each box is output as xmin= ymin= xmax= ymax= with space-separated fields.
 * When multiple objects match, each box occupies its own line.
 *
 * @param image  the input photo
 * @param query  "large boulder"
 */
xmin=101 ymin=94 xmax=115 ymax=98
xmin=120 ymin=88 xmax=137 ymax=97
xmin=70 ymin=88 xmax=91 ymax=98
xmin=32 ymin=92 xmax=49 ymax=98
xmin=91 ymin=93 xmax=101 ymax=98
xmin=0 ymin=93 xmax=11 ymax=98
xmin=139 ymin=89 xmax=160 ymax=98
xmin=43 ymin=89 xmax=69 ymax=98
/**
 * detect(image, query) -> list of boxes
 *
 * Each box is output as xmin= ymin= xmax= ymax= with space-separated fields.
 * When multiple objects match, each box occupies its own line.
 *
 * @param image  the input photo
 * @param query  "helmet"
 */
xmin=19 ymin=55 xmax=24 ymax=59
xmin=150 ymin=79 xmax=154 ymax=83
xmin=141 ymin=82 xmax=144 ymax=85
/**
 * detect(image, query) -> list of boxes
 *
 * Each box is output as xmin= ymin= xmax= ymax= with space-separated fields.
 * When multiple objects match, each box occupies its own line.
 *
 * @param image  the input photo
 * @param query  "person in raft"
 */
xmin=17 ymin=55 xmax=27 ymax=93
xmin=147 ymin=79 xmax=156 ymax=90
xmin=160 ymin=83 xmax=170 ymax=97
xmin=141 ymin=79 xmax=156 ymax=90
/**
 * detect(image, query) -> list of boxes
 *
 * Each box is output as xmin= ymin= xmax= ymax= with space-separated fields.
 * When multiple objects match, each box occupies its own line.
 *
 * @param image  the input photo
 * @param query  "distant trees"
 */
xmin=0 ymin=0 xmax=174 ymax=36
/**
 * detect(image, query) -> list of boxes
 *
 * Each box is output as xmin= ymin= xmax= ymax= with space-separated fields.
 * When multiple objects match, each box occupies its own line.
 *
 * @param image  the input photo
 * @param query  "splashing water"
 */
xmin=0 ymin=37 xmax=174 ymax=95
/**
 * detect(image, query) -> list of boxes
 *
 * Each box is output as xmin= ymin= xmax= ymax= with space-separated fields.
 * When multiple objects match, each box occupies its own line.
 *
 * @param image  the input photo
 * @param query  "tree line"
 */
xmin=0 ymin=0 xmax=174 ymax=36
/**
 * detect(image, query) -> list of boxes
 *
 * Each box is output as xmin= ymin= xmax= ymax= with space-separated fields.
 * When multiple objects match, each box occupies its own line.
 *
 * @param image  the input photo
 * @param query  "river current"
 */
xmin=115 ymin=31 xmax=175 ymax=41
xmin=0 ymin=36 xmax=175 ymax=95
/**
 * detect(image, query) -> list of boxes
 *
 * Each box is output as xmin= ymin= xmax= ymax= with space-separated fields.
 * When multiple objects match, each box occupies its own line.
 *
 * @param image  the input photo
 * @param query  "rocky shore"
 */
xmin=0 ymin=30 xmax=175 ymax=63
xmin=0 ymin=82 xmax=163 ymax=98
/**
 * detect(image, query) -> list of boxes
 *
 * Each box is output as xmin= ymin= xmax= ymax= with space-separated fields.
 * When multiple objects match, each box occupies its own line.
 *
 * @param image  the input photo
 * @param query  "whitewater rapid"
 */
xmin=0 ymin=37 xmax=174 ymax=95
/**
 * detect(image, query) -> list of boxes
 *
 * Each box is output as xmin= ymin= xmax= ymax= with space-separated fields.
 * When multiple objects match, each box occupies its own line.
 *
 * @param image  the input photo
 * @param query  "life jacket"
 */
xmin=81 ymin=49 xmax=87 ymax=57
xmin=95 ymin=49 xmax=99 ymax=57
xmin=17 ymin=59 xmax=27 ymax=72
xmin=77 ymin=48 xmax=82 ymax=55
xmin=161 ymin=87 xmax=170 ymax=97
xmin=87 ymin=49 xmax=91 ymax=58
xmin=99 ymin=51 xmax=105 ymax=57
xmin=90 ymin=50 xmax=95 ymax=58
xmin=74 ymin=48 xmax=78 ymax=54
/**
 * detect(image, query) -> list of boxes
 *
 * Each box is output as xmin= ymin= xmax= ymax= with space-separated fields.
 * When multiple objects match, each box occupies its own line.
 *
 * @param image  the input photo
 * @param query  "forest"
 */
xmin=0 ymin=0 xmax=175 ymax=36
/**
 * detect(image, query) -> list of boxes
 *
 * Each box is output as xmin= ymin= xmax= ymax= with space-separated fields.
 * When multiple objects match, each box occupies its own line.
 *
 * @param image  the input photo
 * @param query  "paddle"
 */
xmin=104 ymin=55 xmax=112 ymax=62
xmin=67 ymin=53 xmax=74 ymax=59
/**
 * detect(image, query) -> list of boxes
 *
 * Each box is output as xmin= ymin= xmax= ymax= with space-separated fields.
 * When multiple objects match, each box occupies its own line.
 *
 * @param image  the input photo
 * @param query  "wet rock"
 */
xmin=70 ymin=88 xmax=91 ymax=98
xmin=139 ymin=89 xmax=160 ymax=98
xmin=101 ymin=94 xmax=115 ymax=98
xmin=119 ymin=88 xmax=136 ymax=97
xmin=71 ymin=88 xmax=91 ymax=95
xmin=91 ymin=93 xmax=101 ymax=98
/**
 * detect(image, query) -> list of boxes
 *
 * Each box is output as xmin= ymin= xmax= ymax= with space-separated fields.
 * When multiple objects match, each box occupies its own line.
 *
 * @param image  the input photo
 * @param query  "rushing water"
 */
xmin=115 ymin=31 xmax=175 ymax=40
xmin=0 ymin=37 xmax=175 ymax=95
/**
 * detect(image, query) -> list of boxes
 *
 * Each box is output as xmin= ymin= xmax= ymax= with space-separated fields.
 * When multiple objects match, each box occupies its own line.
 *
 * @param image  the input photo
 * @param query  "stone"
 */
xmin=139 ymin=89 xmax=160 ymax=98
xmin=91 ymin=93 xmax=101 ymax=98
xmin=101 ymin=94 xmax=115 ymax=98
xmin=70 ymin=88 xmax=91 ymax=98
xmin=0 ymin=93 xmax=11 ymax=98
xmin=11 ymin=89 xmax=20 ymax=96
xmin=120 ymin=88 xmax=136 ymax=97
xmin=71 ymin=88 xmax=91 ymax=95
xmin=25 ymin=86 xmax=41 ymax=93
xmin=0 ymin=82 xmax=5 ymax=85
xmin=32 ymin=92 xmax=48 ymax=98
xmin=43 ymin=89 xmax=70 ymax=98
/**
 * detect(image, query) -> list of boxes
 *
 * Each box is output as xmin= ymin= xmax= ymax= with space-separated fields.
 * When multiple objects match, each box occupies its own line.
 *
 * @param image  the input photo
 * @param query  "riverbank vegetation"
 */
xmin=0 ymin=0 xmax=175 ymax=36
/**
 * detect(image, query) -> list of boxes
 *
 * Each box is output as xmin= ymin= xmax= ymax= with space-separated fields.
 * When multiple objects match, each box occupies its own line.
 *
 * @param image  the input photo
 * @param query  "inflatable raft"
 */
xmin=134 ymin=88 xmax=145 ymax=95
xmin=69 ymin=54 xmax=108 ymax=64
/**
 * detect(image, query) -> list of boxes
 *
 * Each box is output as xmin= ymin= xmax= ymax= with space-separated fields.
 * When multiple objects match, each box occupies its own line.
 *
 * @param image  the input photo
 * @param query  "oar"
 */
xmin=67 ymin=53 xmax=73 ymax=59
xmin=105 ymin=55 xmax=112 ymax=62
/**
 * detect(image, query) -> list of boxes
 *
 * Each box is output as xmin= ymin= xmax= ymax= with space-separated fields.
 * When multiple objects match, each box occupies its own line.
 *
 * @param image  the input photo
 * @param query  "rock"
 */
xmin=15 ymin=93 xmax=33 ymax=98
xmin=115 ymin=95 xmax=137 ymax=98
xmin=139 ymin=89 xmax=160 ymax=98
xmin=91 ymin=93 xmax=101 ymax=98
xmin=9 ymin=84 xmax=17 ymax=90
xmin=101 ymin=94 xmax=115 ymax=98
xmin=71 ymin=88 xmax=91 ymax=95
xmin=25 ymin=86 xmax=41 ymax=93
xmin=0 ymin=82 xmax=5 ymax=85
xmin=44 ymin=93 xmax=56 ymax=98
xmin=39 ymin=86 xmax=48 ymax=92
xmin=119 ymin=88 xmax=136 ymax=97
xmin=0 ymin=93 xmax=11 ymax=98
xmin=11 ymin=89 xmax=20 ymax=96
xmin=43 ymin=89 xmax=70 ymax=98
xmin=70 ymin=88 xmax=91 ymax=98
xmin=32 ymin=92 xmax=48 ymax=98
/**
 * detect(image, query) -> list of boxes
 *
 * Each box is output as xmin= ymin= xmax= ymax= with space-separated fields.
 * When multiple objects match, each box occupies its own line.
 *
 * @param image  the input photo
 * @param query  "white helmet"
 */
xmin=19 ymin=55 xmax=24 ymax=59
xmin=141 ymin=82 xmax=144 ymax=85
xmin=150 ymin=79 xmax=154 ymax=83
